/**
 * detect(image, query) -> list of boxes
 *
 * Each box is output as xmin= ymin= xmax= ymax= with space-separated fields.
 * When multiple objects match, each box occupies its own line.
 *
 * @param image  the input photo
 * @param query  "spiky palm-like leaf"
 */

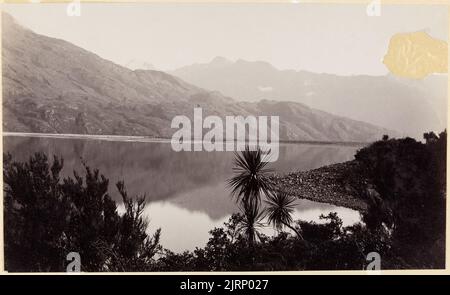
xmin=265 ymin=191 xmax=304 ymax=240
xmin=228 ymin=147 xmax=273 ymax=207
xmin=265 ymin=191 xmax=296 ymax=230
xmin=236 ymin=201 xmax=265 ymax=246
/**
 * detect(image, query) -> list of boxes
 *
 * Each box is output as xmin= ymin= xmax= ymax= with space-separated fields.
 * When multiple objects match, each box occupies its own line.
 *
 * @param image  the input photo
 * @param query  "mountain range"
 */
xmin=2 ymin=13 xmax=396 ymax=142
xmin=171 ymin=57 xmax=447 ymax=139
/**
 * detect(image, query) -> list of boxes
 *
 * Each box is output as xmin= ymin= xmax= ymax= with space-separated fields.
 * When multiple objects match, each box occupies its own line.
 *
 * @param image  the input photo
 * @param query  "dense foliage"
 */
xmin=4 ymin=153 xmax=161 ymax=272
xmin=354 ymin=131 xmax=446 ymax=268
xmin=3 ymin=131 xmax=446 ymax=271
xmin=155 ymin=212 xmax=394 ymax=271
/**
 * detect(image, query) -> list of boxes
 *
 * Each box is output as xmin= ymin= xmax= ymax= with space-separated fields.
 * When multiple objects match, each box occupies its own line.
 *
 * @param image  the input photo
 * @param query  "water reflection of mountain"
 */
xmin=168 ymin=181 xmax=358 ymax=221
xmin=3 ymin=137 xmax=360 ymax=210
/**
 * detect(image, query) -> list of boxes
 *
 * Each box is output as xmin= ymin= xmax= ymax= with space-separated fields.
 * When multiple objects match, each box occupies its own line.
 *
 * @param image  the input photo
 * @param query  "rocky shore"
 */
xmin=269 ymin=160 xmax=368 ymax=212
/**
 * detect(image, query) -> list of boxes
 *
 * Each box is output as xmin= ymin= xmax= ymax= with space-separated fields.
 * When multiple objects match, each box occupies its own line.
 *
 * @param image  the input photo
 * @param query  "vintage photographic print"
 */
xmin=0 ymin=1 xmax=447 ymax=273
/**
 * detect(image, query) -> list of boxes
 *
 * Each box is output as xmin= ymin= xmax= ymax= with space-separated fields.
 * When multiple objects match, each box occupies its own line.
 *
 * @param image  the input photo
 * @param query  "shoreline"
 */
xmin=2 ymin=132 xmax=369 ymax=147
xmin=269 ymin=160 xmax=368 ymax=212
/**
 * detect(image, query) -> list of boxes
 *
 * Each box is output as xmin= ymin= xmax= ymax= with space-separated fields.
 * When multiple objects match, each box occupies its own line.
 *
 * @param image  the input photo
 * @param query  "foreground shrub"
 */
xmin=354 ymin=131 xmax=446 ymax=268
xmin=4 ymin=152 xmax=161 ymax=272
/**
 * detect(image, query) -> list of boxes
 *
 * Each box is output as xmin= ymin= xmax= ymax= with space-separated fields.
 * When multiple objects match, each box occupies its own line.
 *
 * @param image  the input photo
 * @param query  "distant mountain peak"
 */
xmin=235 ymin=58 xmax=278 ymax=71
xmin=209 ymin=56 xmax=233 ymax=66
xmin=171 ymin=53 xmax=446 ymax=138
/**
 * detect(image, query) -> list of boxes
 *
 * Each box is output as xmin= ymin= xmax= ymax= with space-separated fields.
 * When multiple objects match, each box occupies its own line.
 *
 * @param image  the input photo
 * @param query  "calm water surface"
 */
xmin=3 ymin=135 xmax=363 ymax=252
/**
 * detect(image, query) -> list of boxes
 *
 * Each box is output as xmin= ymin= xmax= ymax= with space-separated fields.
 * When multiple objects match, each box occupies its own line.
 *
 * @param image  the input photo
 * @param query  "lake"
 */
xmin=3 ymin=135 xmax=363 ymax=252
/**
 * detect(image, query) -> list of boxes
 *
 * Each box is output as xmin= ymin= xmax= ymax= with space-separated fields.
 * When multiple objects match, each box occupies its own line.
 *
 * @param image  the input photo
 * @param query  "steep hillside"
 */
xmin=172 ymin=57 xmax=446 ymax=138
xmin=2 ymin=13 xmax=395 ymax=142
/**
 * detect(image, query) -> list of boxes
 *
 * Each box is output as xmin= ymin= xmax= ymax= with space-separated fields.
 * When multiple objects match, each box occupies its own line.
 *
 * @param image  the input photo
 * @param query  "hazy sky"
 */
xmin=2 ymin=3 xmax=448 ymax=75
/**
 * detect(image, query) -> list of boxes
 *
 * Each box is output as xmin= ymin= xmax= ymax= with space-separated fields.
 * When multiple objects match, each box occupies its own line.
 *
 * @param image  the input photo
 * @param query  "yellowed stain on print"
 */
xmin=383 ymin=31 xmax=448 ymax=79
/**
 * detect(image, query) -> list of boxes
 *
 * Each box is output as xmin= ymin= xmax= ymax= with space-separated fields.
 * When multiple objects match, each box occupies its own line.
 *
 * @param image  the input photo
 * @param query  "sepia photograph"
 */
xmin=0 ymin=1 xmax=447 ymax=273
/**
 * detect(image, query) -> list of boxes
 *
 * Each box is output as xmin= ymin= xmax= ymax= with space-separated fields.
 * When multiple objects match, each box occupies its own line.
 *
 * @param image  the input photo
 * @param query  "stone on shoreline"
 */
xmin=268 ymin=160 xmax=368 ymax=211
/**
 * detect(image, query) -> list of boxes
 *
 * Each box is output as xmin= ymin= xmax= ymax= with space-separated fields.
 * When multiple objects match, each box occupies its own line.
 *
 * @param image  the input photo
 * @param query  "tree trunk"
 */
xmin=284 ymin=222 xmax=305 ymax=241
